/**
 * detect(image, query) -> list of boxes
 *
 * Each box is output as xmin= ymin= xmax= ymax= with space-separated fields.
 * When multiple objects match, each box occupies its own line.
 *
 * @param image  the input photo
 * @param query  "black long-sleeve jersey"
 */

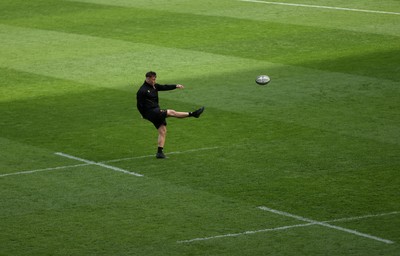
xmin=136 ymin=81 xmax=177 ymax=116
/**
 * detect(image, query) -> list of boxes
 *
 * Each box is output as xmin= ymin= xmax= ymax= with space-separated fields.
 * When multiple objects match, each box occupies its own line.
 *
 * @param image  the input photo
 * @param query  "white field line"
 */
xmin=177 ymin=223 xmax=315 ymax=243
xmin=258 ymin=206 xmax=395 ymax=244
xmin=0 ymin=147 xmax=219 ymax=178
xmin=55 ymin=152 xmax=144 ymax=177
xmin=0 ymin=163 xmax=91 ymax=178
xmin=239 ymin=0 xmax=400 ymax=16
xmin=102 ymin=146 xmax=220 ymax=164
xmin=178 ymin=210 xmax=398 ymax=244
xmin=326 ymin=211 xmax=400 ymax=223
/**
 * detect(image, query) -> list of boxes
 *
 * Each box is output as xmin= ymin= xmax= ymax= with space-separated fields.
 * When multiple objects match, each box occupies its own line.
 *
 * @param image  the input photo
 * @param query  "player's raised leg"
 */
xmin=166 ymin=109 xmax=189 ymax=118
xmin=167 ymin=107 xmax=205 ymax=118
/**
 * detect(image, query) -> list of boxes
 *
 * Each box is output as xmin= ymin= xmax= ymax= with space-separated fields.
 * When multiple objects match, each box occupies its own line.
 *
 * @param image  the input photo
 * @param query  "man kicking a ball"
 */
xmin=136 ymin=71 xmax=205 ymax=159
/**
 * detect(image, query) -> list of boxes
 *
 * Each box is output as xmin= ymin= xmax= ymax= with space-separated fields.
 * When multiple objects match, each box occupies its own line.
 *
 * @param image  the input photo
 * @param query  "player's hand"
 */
xmin=176 ymin=84 xmax=184 ymax=89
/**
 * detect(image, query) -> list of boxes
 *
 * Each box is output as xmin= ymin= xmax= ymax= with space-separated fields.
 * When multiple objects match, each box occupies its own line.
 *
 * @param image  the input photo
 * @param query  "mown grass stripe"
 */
xmin=240 ymin=0 xmax=400 ymax=15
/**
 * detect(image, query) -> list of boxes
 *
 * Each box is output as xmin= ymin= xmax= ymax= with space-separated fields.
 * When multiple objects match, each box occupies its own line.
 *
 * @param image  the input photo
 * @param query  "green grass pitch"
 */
xmin=1 ymin=0 xmax=399 ymax=255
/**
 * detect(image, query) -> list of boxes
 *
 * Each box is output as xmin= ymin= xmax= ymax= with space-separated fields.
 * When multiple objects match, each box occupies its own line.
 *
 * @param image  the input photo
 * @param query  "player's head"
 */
xmin=146 ymin=71 xmax=157 ymax=78
xmin=145 ymin=71 xmax=157 ymax=85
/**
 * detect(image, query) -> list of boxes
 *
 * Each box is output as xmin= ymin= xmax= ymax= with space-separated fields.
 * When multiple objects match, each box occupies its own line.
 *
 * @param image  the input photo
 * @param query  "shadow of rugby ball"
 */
xmin=255 ymin=75 xmax=271 ymax=85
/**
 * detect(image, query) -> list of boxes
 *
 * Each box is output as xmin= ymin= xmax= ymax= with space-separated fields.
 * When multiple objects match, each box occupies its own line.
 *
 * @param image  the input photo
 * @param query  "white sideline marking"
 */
xmin=240 ymin=0 xmax=400 ymax=16
xmin=178 ymin=210 xmax=398 ymax=244
xmin=258 ymin=206 xmax=395 ymax=244
xmin=55 ymin=152 xmax=144 ymax=177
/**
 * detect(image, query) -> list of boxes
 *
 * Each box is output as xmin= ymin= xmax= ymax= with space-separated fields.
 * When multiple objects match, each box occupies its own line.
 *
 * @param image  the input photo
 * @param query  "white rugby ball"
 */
xmin=255 ymin=75 xmax=271 ymax=85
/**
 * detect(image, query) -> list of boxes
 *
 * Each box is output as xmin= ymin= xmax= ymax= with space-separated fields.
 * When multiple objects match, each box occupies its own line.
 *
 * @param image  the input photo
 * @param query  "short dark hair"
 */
xmin=146 ymin=71 xmax=157 ymax=78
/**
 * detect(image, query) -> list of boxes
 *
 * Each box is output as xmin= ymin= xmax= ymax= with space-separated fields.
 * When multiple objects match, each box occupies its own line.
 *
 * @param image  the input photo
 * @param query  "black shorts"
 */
xmin=143 ymin=108 xmax=167 ymax=129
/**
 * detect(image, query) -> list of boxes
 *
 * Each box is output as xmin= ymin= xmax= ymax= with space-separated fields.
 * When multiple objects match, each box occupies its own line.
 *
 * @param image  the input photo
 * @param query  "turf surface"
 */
xmin=1 ymin=0 xmax=399 ymax=255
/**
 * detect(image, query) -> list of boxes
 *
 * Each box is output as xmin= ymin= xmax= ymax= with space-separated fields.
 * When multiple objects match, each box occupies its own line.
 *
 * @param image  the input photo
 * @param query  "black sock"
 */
xmin=188 ymin=111 xmax=193 ymax=117
xmin=158 ymin=147 xmax=163 ymax=153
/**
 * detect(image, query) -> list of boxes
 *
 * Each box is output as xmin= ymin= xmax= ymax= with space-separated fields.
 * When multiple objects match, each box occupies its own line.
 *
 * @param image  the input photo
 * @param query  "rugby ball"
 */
xmin=255 ymin=75 xmax=271 ymax=85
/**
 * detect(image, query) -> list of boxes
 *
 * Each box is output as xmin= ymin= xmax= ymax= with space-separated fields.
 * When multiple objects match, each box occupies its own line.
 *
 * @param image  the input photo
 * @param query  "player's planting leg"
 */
xmin=157 ymin=125 xmax=167 ymax=159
